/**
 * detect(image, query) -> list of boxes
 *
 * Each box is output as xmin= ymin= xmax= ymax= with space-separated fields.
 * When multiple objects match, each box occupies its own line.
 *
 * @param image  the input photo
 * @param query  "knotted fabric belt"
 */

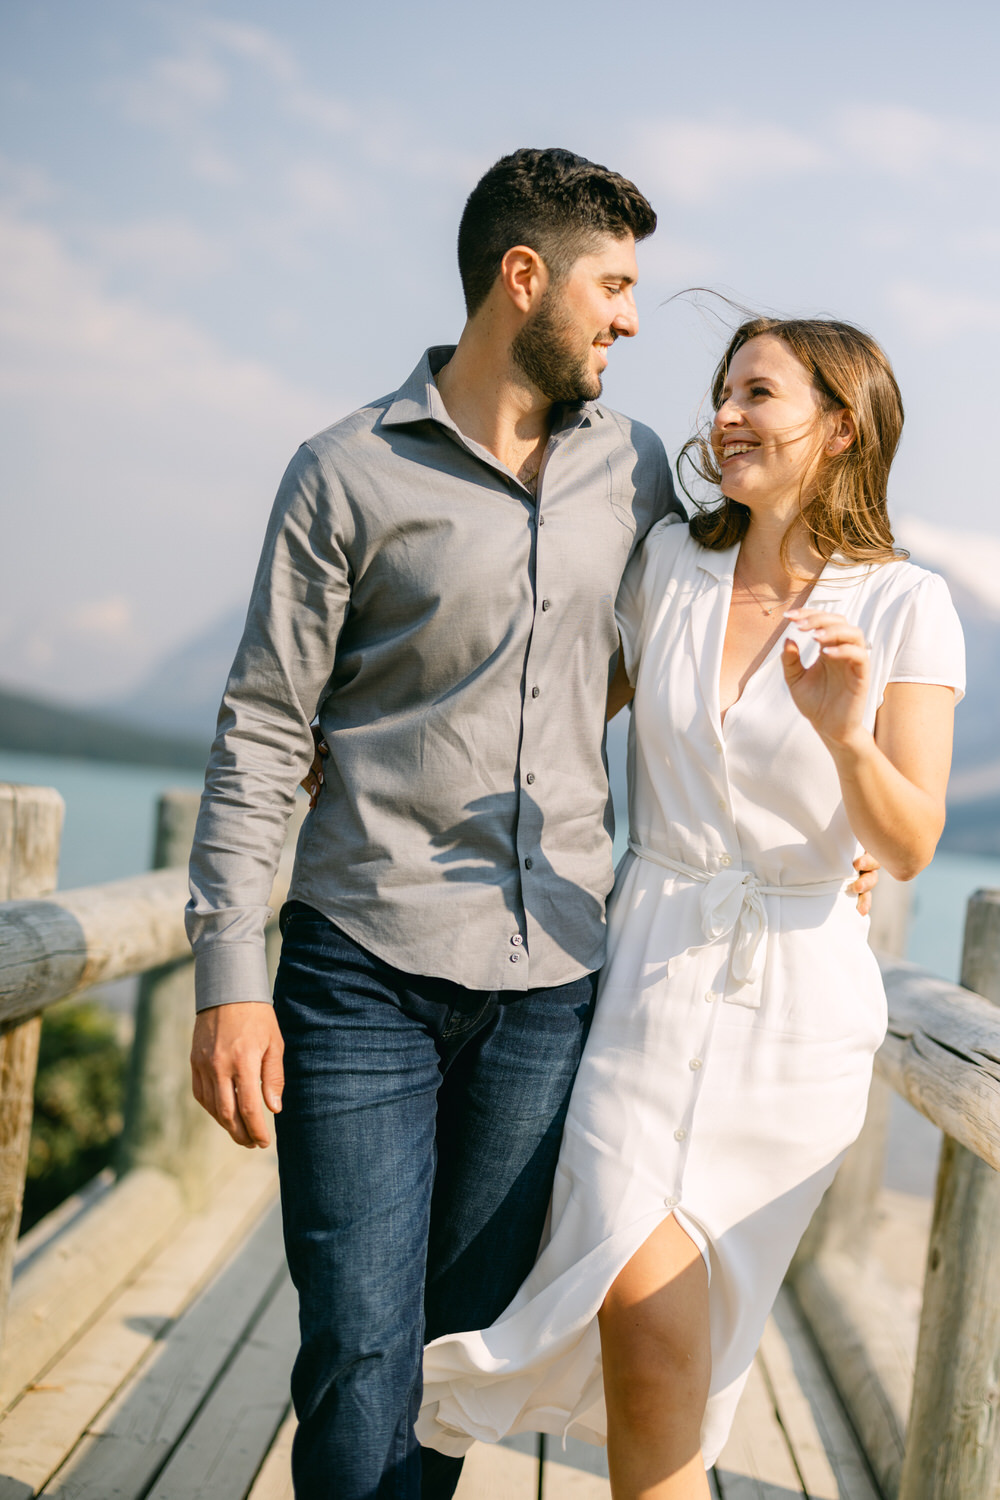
xmin=627 ymin=840 xmax=849 ymax=1005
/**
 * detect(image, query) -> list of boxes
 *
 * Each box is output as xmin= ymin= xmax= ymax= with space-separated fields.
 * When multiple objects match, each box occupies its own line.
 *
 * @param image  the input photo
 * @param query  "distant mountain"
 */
xmin=895 ymin=516 xmax=1000 ymax=854
xmin=108 ymin=605 xmax=247 ymax=740
xmin=0 ymin=683 xmax=208 ymax=770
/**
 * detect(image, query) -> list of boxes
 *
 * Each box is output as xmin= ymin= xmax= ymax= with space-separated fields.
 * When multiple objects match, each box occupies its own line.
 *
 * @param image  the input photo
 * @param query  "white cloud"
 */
xmin=836 ymin=105 xmax=988 ymax=177
xmin=0 ymin=207 xmax=343 ymax=701
xmin=120 ymin=49 xmax=228 ymax=131
xmin=70 ymin=597 xmax=133 ymax=638
xmin=83 ymin=216 xmax=229 ymax=282
xmin=887 ymin=278 xmax=1000 ymax=342
xmin=631 ymin=119 xmax=828 ymax=204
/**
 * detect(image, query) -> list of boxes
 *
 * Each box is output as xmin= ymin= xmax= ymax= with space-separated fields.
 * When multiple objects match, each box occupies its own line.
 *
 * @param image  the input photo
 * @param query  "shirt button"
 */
xmin=541 ymin=598 xmax=551 ymax=611
xmin=720 ymin=854 xmax=732 ymax=866
xmin=538 ymin=516 xmax=545 ymax=526
xmin=531 ymin=686 xmax=540 ymax=699
xmin=704 ymin=990 xmax=717 ymax=1004
xmin=509 ymin=952 xmax=520 ymax=963
xmin=717 ymin=798 xmax=727 ymax=812
xmin=664 ymin=1195 xmax=679 ymax=1208
xmin=524 ymin=856 xmax=534 ymax=870
xmin=674 ymin=1128 xmax=687 ymax=1142
xmin=689 ymin=1058 xmax=703 ymax=1071
xmin=714 ymin=741 xmax=723 ymax=753
xmin=511 ymin=934 xmax=523 ymax=946
xmin=526 ymin=772 xmax=536 ymax=784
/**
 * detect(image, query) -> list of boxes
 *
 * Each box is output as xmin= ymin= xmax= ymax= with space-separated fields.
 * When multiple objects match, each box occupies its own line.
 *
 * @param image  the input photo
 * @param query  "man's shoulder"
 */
xmin=303 ymin=389 xmax=399 ymax=466
xmin=590 ymin=402 xmax=667 ymax=460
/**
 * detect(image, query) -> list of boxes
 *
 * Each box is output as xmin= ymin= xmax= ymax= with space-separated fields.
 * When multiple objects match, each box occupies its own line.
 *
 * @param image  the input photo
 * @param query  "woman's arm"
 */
xmin=607 ymin=648 xmax=635 ymax=721
xmin=783 ymin=609 xmax=954 ymax=882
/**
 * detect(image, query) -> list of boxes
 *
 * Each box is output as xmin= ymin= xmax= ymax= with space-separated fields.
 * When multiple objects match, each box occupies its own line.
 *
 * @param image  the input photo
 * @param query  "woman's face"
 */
xmin=711 ymin=335 xmax=848 ymax=515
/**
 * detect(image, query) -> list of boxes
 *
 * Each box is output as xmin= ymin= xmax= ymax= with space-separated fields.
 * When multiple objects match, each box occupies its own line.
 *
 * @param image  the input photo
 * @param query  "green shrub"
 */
xmin=21 ymin=998 xmax=126 ymax=1233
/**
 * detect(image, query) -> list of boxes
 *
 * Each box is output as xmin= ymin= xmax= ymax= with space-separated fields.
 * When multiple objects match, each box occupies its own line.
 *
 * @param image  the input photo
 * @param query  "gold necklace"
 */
xmin=734 ymin=565 xmax=812 ymax=617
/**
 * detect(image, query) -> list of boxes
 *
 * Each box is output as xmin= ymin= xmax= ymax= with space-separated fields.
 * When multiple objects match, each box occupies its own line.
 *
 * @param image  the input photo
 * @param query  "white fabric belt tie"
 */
xmin=627 ymin=840 xmax=849 ymax=1005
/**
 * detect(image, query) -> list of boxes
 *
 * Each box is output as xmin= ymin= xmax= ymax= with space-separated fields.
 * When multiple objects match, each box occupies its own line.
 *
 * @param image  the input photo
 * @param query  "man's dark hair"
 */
xmin=457 ymin=147 xmax=657 ymax=317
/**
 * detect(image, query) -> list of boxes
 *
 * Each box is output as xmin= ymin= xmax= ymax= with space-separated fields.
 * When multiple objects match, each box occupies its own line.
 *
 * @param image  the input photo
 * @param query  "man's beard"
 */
xmin=511 ymin=290 xmax=607 ymax=403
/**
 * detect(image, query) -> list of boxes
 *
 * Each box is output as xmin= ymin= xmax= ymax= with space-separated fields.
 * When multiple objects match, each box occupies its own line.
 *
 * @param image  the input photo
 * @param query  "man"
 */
xmin=187 ymin=146 xmax=672 ymax=1497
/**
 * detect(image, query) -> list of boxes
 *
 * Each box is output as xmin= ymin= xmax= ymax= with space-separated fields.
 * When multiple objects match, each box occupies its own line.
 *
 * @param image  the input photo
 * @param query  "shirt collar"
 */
xmin=381 ymin=346 xmax=596 ymax=441
xmin=696 ymin=538 xmax=875 ymax=595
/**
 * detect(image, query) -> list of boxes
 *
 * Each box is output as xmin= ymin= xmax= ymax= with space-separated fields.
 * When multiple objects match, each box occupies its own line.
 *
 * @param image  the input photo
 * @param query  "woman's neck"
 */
xmin=737 ymin=512 xmax=826 ymax=589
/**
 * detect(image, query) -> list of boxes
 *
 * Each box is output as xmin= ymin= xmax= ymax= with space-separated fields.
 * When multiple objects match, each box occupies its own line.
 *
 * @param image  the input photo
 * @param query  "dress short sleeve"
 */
xmin=886 ymin=570 xmax=966 ymax=703
xmin=615 ymin=515 xmax=685 ymax=683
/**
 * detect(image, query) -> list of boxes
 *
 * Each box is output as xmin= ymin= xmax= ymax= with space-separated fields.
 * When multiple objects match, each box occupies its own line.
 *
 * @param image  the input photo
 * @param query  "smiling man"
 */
xmin=185 ymin=147 xmax=681 ymax=1500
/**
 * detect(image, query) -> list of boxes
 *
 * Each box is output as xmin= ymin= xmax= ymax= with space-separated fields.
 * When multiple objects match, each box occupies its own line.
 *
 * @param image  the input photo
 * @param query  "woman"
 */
xmin=416 ymin=317 xmax=965 ymax=1497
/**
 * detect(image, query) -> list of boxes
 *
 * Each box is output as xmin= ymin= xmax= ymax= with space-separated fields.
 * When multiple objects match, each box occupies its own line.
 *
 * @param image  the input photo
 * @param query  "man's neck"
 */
xmin=434 ymin=324 xmax=554 ymax=477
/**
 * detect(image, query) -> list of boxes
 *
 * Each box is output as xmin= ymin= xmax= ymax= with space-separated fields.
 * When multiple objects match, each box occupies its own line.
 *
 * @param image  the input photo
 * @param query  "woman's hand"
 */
xmin=782 ymin=609 xmax=869 ymax=749
xmin=301 ymin=725 xmax=328 ymax=809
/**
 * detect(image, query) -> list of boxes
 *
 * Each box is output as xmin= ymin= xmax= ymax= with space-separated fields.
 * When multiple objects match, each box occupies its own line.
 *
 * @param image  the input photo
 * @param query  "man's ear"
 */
xmin=499 ymin=245 xmax=548 ymax=314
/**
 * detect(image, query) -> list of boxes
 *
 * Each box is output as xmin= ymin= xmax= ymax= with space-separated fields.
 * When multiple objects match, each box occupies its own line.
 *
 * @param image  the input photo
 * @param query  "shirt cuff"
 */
xmin=194 ymin=941 xmax=274 ymax=1012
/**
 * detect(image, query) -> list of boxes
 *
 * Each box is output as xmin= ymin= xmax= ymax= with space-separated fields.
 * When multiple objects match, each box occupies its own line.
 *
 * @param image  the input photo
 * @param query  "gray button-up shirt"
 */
xmin=187 ymin=347 xmax=681 ymax=1009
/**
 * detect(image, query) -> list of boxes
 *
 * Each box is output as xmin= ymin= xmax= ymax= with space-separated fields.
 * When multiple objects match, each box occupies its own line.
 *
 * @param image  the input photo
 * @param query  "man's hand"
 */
xmin=849 ymin=850 xmax=880 ymax=918
xmin=191 ymin=1002 xmax=284 ymax=1149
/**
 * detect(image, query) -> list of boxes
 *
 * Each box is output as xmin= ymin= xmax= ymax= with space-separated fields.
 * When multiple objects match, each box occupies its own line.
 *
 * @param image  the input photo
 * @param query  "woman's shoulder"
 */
xmin=635 ymin=514 xmax=698 ymax=574
xmin=853 ymin=554 xmax=954 ymax=610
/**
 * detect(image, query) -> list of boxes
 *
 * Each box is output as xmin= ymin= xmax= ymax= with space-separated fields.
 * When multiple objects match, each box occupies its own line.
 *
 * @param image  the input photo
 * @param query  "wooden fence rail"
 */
xmin=2 ymin=779 xmax=1000 ymax=1498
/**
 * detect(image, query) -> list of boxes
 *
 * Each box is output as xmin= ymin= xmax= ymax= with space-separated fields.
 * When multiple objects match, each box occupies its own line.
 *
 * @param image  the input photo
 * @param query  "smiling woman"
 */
xmin=681 ymin=316 xmax=905 ymax=565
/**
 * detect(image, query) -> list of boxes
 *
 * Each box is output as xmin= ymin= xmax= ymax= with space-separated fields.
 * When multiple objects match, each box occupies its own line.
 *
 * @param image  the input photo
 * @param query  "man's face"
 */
xmin=511 ymin=234 xmax=640 ymax=403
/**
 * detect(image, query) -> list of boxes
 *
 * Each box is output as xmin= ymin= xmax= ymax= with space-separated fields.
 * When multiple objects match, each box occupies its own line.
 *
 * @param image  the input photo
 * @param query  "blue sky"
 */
xmin=2 ymin=0 xmax=998 ymax=703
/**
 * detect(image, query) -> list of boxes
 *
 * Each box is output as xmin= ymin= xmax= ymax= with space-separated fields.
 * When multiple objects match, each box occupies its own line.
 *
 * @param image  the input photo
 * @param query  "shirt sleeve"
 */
xmin=185 ymin=442 xmax=354 ymax=1011
xmin=615 ymin=514 xmax=685 ymax=684
xmin=886 ymin=570 xmax=966 ymax=703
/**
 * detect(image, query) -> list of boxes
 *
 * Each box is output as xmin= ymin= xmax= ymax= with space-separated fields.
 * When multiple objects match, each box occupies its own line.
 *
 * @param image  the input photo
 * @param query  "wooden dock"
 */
xmin=0 ymin=1145 xmax=880 ymax=1500
xmin=3 ymin=782 xmax=1000 ymax=1499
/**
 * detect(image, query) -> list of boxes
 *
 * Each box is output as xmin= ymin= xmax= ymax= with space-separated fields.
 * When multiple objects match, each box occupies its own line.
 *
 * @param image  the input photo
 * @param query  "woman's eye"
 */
xmin=751 ymin=385 xmax=771 ymax=398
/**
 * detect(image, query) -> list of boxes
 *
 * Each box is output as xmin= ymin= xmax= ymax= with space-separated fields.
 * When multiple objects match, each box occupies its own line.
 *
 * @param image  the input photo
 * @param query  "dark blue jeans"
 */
xmin=273 ymin=903 xmax=597 ymax=1500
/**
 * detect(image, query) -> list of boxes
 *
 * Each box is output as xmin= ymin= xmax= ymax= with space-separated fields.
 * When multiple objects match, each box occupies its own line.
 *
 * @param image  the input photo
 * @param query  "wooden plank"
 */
xmin=761 ymin=1291 xmax=880 ymax=1500
xmin=0 ymin=784 xmax=64 ymax=1352
xmin=714 ymin=1355 xmax=804 ymax=1498
xmin=245 ymin=1406 xmax=294 ymax=1500
xmin=790 ymin=1250 xmax=910 ymax=1500
xmin=877 ymin=957 xmax=1000 ymax=1170
xmin=38 ymin=1198 xmax=287 ymax=1500
xmin=143 ymin=1271 xmax=297 ymax=1500
xmin=0 ymin=1167 xmax=186 ymax=1414
xmin=543 ymin=1458 xmax=611 ymax=1496
xmin=0 ymin=1155 xmax=278 ymax=1498
xmin=454 ymin=1443 xmax=537 ymax=1499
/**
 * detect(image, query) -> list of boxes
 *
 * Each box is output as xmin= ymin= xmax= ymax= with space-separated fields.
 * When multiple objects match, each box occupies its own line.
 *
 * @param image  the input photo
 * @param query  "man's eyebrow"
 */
xmin=601 ymin=270 xmax=636 ymax=285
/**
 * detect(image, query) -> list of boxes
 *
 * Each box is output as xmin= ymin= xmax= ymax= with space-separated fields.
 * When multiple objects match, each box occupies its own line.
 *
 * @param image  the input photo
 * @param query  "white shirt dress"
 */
xmin=418 ymin=517 xmax=966 ymax=1467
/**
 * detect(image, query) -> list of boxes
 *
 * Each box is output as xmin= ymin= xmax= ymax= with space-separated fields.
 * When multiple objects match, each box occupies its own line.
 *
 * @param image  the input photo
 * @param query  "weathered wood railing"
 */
xmin=2 ymin=780 xmax=1000 ymax=1499
xmin=790 ymin=879 xmax=1000 ymax=1499
xmin=0 ymin=782 xmax=300 ymax=1404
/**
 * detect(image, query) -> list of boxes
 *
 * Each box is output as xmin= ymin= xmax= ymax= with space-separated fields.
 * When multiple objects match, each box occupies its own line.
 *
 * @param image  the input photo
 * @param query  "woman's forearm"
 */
xmin=824 ymin=727 xmax=945 ymax=882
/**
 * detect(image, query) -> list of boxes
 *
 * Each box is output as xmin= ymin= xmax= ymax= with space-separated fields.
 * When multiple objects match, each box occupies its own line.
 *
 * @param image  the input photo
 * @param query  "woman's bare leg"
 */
xmin=598 ymin=1214 xmax=712 ymax=1500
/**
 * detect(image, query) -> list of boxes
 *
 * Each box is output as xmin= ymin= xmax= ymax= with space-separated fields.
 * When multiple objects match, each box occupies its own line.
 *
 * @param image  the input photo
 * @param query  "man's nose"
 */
xmin=612 ymin=291 xmax=639 ymax=338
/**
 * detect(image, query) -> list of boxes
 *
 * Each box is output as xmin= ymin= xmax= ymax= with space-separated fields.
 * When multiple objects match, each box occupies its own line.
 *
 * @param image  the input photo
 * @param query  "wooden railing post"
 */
xmin=118 ymin=790 xmax=218 ymax=1203
xmin=898 ymin=889 xmax=1000 ymax=1500
xmin=0 ymin=783 xmax=64 ymax=1349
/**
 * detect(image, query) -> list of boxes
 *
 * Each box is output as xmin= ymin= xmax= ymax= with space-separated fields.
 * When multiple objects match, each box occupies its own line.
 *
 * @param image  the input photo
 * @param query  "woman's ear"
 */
xmin=826 ymin=409 xmax=856 ymax=457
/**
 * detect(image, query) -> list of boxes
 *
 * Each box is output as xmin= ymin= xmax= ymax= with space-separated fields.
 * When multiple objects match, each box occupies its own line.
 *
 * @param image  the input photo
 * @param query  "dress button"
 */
xmin=531 ymin=686 xmax=540 ymax=699
xmin=689 ymin=1058 xmax=703 ymax=1071
xmin=674 ymin=1128 xmax=687 ymax=1142
xmin=524 ymin=856 xmax=534 ymax=870
xmin=541 ymin=598 xmax=551 ymax=611
xmin=704 ymin=990 xmax=717 ymax=1004
xmin=511 ymin=934 xmax=523 ymax=946
xmin=509 ymin=952 xmax=520 ymax=963
xmin=664 ymin=1195 xmax=679 ymax=1208
xmin=526 ymin=772 xmax=536 ymax=784
xmin=717 ymin=798 xmax=727 ymax=812
xmin=720 ymin=854 xmax=732 ymax=866
xmin=714 ymin=741 xmax=723 ymax=753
